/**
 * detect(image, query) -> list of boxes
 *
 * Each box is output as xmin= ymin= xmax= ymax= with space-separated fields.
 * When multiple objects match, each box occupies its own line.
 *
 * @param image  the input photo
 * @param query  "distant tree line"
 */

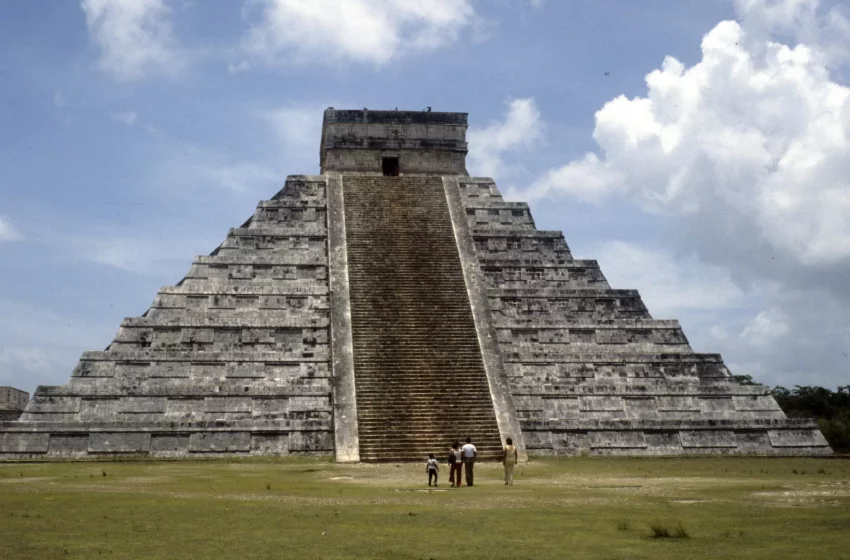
xmin=771 ymin=385 xmax=850 ymax=453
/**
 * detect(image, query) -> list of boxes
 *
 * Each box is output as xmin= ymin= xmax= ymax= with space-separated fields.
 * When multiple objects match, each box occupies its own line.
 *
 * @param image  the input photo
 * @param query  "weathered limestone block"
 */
xmin=204 ymin=397 xmax=252 ymax=414
xmin=165 ymin=398 xmax=205 ymax=418
xmin=521 ymin=430 xmax=552 ymax=450
xmin=121 ymin=398 xmax=167 ymax=414
xmin=0 ymin=433 xmax=49 ymax=453
xmin=552 ymin=431 xmax=590 ymax=454
xmin=150 ymin=434 xmax=190 ymax=454
xmin=189 ymin=363 xmax=226 ymax=378
xmin=189 ymin=432 xmax=251 ymax=452
xmin=113 ymin=363 xmax=150 ymax=378
xmin=252 ymin=398 xmax=289 ymax=419
xmin=699 ymin=397 xmax=737 ymax=415
xmin=48 ymin=434 xmax=89 ymax=455
xmin=589 ymin=430 xmax=648 ymax=449
xmin=768 ymin=429 xmax=829 ymax=448
xmin=657 ymin=396 xmax=701 ymax=412
xmin=79 ymin=398 xmax=121 ymax=421
xmin=624 ymin=397 xmax=660 ymax=418
xmin=288 ymin=430 xmax=333 ymax=453
xmin=680 ymin=430 xmax=738 ymax=448
xmin=25 ymin=396 xmax=81 ymax=414
xmin=250 ymin=433 xmax=288 ymax=454
xmin=225 ymin=363 xmax=265 ymax=378
xmin=289 ymin=396 xmax=331 ymax=412
xmin=734 ymin=431 xmax=772 ymax=452
xmin=733 ymin=395 xmax=783 ymax=411
xmin=89 ymin=433 xmax=151 ymax=453
xmin=644 ymin=431 xmax=683 ymax=452
xmin=542 ymin=397 xmax=581 ymax=418
xmin=72 ymin=361 xmax=115 ymax=378
xmin=579 ymin=396 xmax=623 ymax=412
xmin=148 ymin=363 xmax=191 ymax=378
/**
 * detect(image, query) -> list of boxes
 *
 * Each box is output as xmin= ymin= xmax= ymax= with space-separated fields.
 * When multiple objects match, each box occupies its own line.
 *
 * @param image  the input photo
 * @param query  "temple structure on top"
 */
xmin=320 ymin=108 xmax=468 ymax=176
xmin=0 ymin=108 xmax=830 ymax=460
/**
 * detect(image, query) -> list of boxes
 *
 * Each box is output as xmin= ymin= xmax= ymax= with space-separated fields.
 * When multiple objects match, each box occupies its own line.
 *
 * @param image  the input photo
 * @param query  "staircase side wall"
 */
xmin=326 ymin=173 xmax=360 ymax=462
xmin=443 ymin=176 xmax=528 ymax=462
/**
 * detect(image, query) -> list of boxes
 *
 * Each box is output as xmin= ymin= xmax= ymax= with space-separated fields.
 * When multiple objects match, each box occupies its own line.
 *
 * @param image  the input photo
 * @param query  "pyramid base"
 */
xmin=0 ymin=421 xmax=333 ymax=460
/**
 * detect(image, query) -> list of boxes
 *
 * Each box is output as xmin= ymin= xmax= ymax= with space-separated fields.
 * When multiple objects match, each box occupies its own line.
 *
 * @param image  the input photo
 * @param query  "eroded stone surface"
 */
xmin=0 ymin=387 xmax=28 ymax=422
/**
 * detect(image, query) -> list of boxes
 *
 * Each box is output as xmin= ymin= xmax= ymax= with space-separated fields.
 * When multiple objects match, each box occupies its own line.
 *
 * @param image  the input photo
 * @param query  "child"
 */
xmin=426 ymin=453 xmax=439 ymax=487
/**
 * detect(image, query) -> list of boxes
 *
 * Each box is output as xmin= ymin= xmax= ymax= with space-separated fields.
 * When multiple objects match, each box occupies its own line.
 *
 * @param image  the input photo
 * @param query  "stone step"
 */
xmin=355 ymin=407 xmax=496 ymax=415
xmin=359 ymin=439 xmax=503 ymax=448
xmin=359 ymin=438 xmax=503 ymax=447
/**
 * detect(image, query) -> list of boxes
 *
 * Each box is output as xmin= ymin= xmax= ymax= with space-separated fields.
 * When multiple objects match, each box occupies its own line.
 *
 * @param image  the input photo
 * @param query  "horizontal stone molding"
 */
xmin=82 ymin=350 xmax=329 ymax=362
xmin=193 ymin=255 xmax=327 ymax=266
xmin=122 ymin=317 xmax=329 ymax=328
xmin=228 ymin=226 xmax=327 ymax=237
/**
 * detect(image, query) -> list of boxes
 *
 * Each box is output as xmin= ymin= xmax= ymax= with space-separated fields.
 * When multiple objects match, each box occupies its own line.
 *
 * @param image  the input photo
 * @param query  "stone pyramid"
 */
xmin=0 ymin=108 xmax=830 ymax=460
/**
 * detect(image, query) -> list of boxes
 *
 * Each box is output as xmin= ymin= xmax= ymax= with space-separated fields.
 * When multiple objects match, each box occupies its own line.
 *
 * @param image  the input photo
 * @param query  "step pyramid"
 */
xmin=0 ymin=108 xmax=830 ymax=460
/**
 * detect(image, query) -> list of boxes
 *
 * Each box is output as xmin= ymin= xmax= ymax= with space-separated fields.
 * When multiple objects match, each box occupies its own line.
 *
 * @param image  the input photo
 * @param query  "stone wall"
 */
xmin=456 ymin=177 xmax=831 ymax=456
xmin=0 ymin=387 xmax=29 ymax=422
xmin=322 ymin=149 xmax=466 ymax=176
xmin=320 ymin=109 xmax=468 ymax=175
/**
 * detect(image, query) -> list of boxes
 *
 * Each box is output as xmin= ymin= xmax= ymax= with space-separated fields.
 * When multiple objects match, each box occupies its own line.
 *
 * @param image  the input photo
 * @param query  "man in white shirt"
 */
xmin=461 ymin=437 xmax=477 ymax=486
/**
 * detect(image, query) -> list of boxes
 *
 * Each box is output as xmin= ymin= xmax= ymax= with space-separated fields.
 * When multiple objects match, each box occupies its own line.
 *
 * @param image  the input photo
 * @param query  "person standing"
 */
xmin=426 ymin=453 xmax=439 ymax=487
xmin=448 ymin=442 xmax=463 ymax=488
xmin=461 ymin=437 xmax=477 ymax=486
xmin=502 ymin=437 xmax=518 ymax=485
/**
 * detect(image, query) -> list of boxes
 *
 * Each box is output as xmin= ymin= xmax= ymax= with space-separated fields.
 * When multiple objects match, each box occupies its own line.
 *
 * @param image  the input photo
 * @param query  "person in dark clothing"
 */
xmin=448 ymin=442 xmax=463 ymax=487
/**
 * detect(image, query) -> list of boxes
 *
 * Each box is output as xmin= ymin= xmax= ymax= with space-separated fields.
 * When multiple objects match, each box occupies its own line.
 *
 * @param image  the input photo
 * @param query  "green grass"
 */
xmin=1 ymin=456 xmax=849 ymax=559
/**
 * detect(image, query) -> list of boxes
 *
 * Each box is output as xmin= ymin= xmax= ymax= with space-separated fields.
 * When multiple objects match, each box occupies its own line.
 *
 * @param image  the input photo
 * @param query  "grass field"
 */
xmin=1 ymin=456 xmax=849 ymax=559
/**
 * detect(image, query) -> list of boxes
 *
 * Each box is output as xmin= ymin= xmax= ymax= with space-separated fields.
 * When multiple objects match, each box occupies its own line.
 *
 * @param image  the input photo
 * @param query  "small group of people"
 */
xmin=426 ymin=436 xmax=519 ymax=487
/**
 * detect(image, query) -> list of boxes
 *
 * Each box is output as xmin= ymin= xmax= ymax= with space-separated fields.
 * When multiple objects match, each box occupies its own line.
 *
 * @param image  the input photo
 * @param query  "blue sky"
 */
xmin=1 ymin=0 xmax=849 ymax=394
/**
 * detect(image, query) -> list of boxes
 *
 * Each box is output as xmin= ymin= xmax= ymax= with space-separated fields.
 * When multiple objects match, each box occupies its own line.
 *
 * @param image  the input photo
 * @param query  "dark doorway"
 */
xmin=382 ymin=156 xmax=399 ymax=176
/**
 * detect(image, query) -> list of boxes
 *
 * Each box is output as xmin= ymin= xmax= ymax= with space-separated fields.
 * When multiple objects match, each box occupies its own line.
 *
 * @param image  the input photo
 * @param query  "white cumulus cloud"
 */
xmin=81 ymin=0 xmax=181 ymax=80
xmin=515 ymin=0 xmax=850 ymax=387
xmin=525 ymin=1 xmax=850 ymax=268
xmin=593 ymin=241 xmax=747 ymax=319
xmin=111 ymin=110 xmax=138 ymax=125
xmin=0 ymin=217 xmax=23 ymax=242
xmin=739 ymin=309 xmax=791 ymax=347
xmin=0 ymin=300 xmax=110 ymax=392
xmin=240 ymin=0 xmax=475 ymax=66
xmin=467 ymin=98 xmax=544 ymax=179
xmin=264 ymin=105 xmax=326 ymax=166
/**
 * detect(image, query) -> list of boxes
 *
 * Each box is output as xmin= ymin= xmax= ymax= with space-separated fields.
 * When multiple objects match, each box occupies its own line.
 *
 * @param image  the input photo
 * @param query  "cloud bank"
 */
xmin=81 ymin=0 xmax=181 ymax=80
xmin=507 ymin=0 xmax=850 ymax=387
xmin=240 ymin=0 xmax=476 ymax=66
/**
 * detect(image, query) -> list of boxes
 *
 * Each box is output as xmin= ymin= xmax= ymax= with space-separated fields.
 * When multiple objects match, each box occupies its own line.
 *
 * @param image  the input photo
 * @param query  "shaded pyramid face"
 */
xmin=0 ymin=109 xmax=831 ymax=460
xmin=3 ymin=176 xmax=336 ymax=457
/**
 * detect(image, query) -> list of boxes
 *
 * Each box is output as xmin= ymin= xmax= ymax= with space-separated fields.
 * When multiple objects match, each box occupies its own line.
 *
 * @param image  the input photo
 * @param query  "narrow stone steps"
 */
xmin=343 ymin=175 xmax=502 ymax=462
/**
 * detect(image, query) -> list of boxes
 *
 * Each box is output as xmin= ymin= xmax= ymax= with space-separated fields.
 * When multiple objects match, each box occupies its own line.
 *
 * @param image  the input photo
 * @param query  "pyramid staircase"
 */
xmin=342 ymin=176 xmax=502 ymax=461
